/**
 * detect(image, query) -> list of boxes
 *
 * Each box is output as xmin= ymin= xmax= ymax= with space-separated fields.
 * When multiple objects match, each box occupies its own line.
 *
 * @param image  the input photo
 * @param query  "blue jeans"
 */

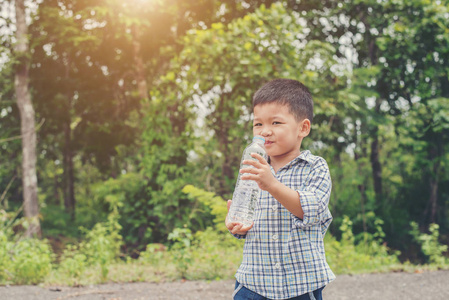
xmin=233 ymin=281 xmax=324 ymax=300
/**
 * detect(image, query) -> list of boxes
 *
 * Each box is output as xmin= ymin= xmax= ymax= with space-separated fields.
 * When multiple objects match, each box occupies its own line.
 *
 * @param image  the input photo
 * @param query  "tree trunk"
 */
xmin=370 ymin=124 xmax=383 ymax=202
xmin=426 ymin=135 xmax=442 ymax=224
xmin=14 ymin=0 xmax=41 ymax=237
xmin=355 ymin=124 xmax=368 ymax=233
xmin=363 ymin=17 xmax=383 ymax=204
xmin=368 ymin=30 xmax=383 ymax=203
xmin=54 ymin=173 xmax=61 ymax=206
xmin=63 ymin=114 xmax=76 ymax=220
xmin=428 ymin=175 xmax=438 ymax=224
xmin=60 ymin=56 xmax=76 ymax=220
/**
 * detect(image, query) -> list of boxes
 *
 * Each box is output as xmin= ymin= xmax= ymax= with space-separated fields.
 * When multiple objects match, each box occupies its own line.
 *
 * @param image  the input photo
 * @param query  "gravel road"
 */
xmin=1 ymin=270 xmax=448 ymax=300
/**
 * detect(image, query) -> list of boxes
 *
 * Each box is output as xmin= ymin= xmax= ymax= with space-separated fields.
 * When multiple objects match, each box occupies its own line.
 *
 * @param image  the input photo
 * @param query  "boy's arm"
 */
xmin=240 ymin=154 xmax=331 ymax=226
xmin=291 ymin=158 xmax=332 ymax=228
xmin=239 ymin=154 xmax=304 ymax=219
xmin=265 ymin=181 xmax=304 ymax=219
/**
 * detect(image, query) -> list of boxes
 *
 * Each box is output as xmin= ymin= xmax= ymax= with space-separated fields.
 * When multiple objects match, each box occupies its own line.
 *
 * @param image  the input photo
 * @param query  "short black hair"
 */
xmin=253 ymin=79 xmax=313 ymax=123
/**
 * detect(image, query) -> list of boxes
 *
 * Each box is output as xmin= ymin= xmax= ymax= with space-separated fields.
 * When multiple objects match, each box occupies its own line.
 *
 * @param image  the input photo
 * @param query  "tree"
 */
xmin=286 ymin=0 xmax=449 ymax=238
xmin=13 ymin=0 xmax=41 ymax=237
xmin=376 ymin=0 xmax=449 ymax=225
xmin=26 ymin=0 xmax=241 ymax=219
xmin=0 ymin=19 xmax=21 ymax=210
xmin=152 ymin=3 xmax=350 ymax=198
xmin=30 ymin=0 xmax=105 ymax=219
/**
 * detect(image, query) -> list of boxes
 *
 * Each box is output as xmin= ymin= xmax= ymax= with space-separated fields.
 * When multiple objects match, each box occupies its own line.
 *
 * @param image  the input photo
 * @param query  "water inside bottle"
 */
xmin=228 ymin=185 xmax=260 ymax=227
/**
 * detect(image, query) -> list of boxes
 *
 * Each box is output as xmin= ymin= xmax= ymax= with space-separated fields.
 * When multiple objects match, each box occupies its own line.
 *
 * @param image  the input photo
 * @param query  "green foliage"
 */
xmin=167 ymin=228 xmax=193 ymax=279
xmin=325 ymin=216 xmax=400 ymax=274
xmin=409 ymin=222 xmax=449 ymax=266
xmin=58 ymin=209 xmax=123 ymax=284
xmin=137 ymin=227 xmax=244 ymax=281
xmin=10 ymin=238 xmax=54 ymax=285
xmin=139 ymin=187 xmax=242 ymax=280
xmin=2 ymin=0 xmax=449 ymax=280
xmin=0 ymin=231 xmax=9 ymax=281
xmin=40 ymin=205 xmax=81 ymax=237
xmin=187 ymin=228 xmax=243 ymax=280
xmin=92 ymin=173 xmax=148 ymax=247
xmin=92 ymin=172 xmax=218 ymax=249
xmin=155 ymin=2 xmax=349 ymax=199
xmin=0 ymin=210 xmax=53 ymax=285
xmin=146 ymin=187 xmax=243 ymax=280
xmin=58 ymin=244 xmax=88 ymax=284
xmin=140 ymin=93 xmax=199 ymax=242
xmin=138 ymin=243 xmax=165 ymax=266
xmin=182 ymin=185 xmax=228 ymax=232
xmin=81 ymin=214 xmax=123 ymax=281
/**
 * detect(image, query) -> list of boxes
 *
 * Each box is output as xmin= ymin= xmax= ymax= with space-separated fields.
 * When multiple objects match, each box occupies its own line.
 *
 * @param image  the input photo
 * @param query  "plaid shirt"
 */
xmin=234 ymin=150 xmax=335 ymax=299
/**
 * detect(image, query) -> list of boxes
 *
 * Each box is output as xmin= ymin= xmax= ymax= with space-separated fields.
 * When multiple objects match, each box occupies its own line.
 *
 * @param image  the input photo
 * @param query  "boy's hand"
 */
xmin=240 ymin=153 xmax=277 ymax=191
xmin=225 ymin=200 xmax=254 ymax=235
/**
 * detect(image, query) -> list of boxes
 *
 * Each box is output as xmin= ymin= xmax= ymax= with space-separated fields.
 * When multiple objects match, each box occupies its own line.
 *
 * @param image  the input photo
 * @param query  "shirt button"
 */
xmin=272 ymin=205 xmax=277 ymax=211
xmin=275 ymin=263 xmax=281 ymax=269
xmin=272 ymin=234 xmax=278 ymax=240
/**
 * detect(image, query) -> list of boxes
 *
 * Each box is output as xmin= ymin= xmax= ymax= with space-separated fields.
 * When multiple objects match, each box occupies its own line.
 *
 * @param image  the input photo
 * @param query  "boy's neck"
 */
xmin=270 ymin=148 xmax=302 ymax=173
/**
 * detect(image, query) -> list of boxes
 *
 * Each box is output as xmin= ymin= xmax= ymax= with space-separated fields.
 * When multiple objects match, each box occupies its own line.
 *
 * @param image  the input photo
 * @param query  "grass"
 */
xmin=39 ymin=252 xmax=449 ymax=287
xmin=2 ymin=210 xmax=448 ymax=286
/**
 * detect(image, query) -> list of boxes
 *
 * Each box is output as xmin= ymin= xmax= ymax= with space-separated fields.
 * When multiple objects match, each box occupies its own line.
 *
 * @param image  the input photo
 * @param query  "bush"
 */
xmin=10 ymin=238 xmax=54 ymax=284
xmin=187 ymin=228 xmax=243 ymax=280
xmin=93 ymin=173 xmax=148 ymax=247
xmin=325 ymin=216 xmax=400 ymax=274
xmin=138 ymin=243 xmax=165 ymax=266
xmin=57 ymin=209 xmax=123 ymax=284
xmin=409 ymin=222 xmax=448 ymax=266
xmin=167 ymin=228 xmax=193 ymax=279
xmin=0 ymin=231 xmax=12 ymax=282
xmin=0 ymin=210 xmax=53 ymax=285
xmin=182 ymin=185 xmax=228 ymax=232
xmin=58 ymin=244 xmax=87 ymax=284
xmin=0 ymin=233 xmax=53 ymax=285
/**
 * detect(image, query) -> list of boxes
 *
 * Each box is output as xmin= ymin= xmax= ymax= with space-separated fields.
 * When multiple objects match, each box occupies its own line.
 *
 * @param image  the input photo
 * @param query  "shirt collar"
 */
xmin=298 ymin=150 xmax=313 ymax=163
xmin=270 ymin=150 xmax=313 ymax=172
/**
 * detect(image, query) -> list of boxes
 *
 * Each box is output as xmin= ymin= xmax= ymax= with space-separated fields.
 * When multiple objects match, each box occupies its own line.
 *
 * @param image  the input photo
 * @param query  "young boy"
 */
xmin=226 ymin=79 xmax=335 ymax=300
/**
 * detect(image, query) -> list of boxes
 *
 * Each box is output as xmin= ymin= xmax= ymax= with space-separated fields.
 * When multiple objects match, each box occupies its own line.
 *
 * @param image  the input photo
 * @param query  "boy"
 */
xmin=226 ymin=79 xmax=335 ymax=300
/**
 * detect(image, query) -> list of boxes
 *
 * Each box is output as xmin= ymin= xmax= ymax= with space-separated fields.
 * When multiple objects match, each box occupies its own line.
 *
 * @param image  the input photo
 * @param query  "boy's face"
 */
xmin=253 ymin=102 xmax=309 ymax=164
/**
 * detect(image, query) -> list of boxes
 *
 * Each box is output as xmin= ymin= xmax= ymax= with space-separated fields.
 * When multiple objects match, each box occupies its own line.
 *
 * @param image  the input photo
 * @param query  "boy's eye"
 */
xmin=253 ymin=123 xmax=262 ymax=127
xmin=273 ymin=121 xmax=281 ymax=125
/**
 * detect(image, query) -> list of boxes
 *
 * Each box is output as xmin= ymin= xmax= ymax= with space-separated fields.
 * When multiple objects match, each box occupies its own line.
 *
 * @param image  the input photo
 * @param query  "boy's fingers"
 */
xmin=241 ymin=174 xmax=257 ymax=181
xmin=251 ymin=153 xmax=268 ymax=165
xmin=241 ymin=222 xmax=254 ymax=231
xmin=242 ymin=159 xmax=260 ymax=168
xmin=240 ymin=167 xmax=259 ymax=175
xmin=225 ymin=219 xmax=236 ymax=230
xmin=231 ymin=223 xmax=243 ymax=234
xmin=226 ymin=221 xmax=235 ymax=231
xmin=227 ymin=221 xmax=254 ymax=234
xmin=225 ymin=221 xmax=232 ymax=230
xmin=227 ymin=200 xmax=232 ymax=211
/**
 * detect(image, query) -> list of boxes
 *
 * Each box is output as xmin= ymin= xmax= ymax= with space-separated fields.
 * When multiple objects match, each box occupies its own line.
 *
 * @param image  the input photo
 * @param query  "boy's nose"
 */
xmin=261 ymin=128 xmax=272 ymax=136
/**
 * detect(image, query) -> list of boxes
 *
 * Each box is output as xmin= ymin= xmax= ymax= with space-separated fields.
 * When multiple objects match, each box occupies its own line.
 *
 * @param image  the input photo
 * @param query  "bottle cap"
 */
xmin=253 ymin=135 xmax=265 ymax=143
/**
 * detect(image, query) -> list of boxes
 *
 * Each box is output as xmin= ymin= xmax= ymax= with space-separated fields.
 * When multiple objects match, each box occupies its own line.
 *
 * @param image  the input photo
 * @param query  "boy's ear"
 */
xmin=298 ymin=119 xmax=311 ymax=137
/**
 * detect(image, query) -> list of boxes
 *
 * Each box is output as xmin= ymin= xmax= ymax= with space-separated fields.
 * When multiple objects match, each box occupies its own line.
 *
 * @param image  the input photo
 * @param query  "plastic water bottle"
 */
xmin=227 ymin=135 xmax=268 ymax=227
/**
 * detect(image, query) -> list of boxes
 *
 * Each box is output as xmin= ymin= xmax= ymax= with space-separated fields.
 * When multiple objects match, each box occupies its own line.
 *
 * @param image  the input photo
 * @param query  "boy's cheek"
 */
xmin=253 ymin=128 xmax=262 ymax=136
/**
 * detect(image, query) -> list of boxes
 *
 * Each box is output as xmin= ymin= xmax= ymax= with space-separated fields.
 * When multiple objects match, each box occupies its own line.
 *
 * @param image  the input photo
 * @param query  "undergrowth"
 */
xmin=1 ymin=186 xmax=448 ymax=286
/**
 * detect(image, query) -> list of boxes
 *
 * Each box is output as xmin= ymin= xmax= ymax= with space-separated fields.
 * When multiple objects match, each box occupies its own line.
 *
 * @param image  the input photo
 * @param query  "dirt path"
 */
xmin=1 ymin=270 xmax=449 ymax=300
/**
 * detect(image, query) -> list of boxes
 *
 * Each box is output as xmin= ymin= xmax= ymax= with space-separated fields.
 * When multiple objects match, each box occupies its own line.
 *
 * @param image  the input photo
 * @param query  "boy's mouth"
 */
xmin=265 ymin=141 xmax=274 ymax=146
